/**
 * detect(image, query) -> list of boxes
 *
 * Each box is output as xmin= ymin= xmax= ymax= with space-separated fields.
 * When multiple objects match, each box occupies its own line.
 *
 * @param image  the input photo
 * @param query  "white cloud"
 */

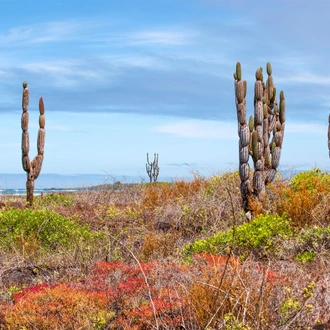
xmin=106 ymin=55 xmax=170 ymax=70
xmin=286 ymin=122 xmax=327 ymax=136
xmin=154 ymin=119 xmax=237 ymax=139
xmin=0 ymin=21 xmax=81 ymax=46
xmin=20 ymin=60 xmax=108 ymax=87
xmin=123 ymin=29 xmax=195 ymax=46
xmin=277 ymin=73 xmax=330 ymax=85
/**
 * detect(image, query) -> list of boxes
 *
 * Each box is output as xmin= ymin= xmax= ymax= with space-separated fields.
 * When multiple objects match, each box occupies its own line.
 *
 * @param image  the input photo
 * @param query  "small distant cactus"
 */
xmin=21 ymin=82 xmax=45 ymax=207
xmin=234 ymin=62 xmax=286 ymax=213
xmin=146 ymin=153 xmax=159 ymax=184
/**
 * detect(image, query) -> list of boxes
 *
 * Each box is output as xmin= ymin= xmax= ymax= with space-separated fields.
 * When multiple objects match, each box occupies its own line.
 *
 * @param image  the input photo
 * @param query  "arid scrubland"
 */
xmin=0 ymin=169 xmax=329 ymax=329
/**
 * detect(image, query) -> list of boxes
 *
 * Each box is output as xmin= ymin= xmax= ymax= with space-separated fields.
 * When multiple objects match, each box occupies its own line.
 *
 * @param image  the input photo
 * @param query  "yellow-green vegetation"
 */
xmin=184 ymin=213 xmax=293 ymax=258
xmin=34 ymin=193 xmax=75 ymax=207
xmin=290 ymin=168 xmax=330 ymax=191
xmin=0 ymin=208 xmax=101 ymax=254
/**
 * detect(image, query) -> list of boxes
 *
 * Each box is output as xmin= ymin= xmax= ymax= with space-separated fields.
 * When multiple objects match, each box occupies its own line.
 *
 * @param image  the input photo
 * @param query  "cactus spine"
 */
xmin=146 ymin=153 xmax=160 ymax=184
xmin=234 ymin=62 xmax=286 ymax=212
xmin=21 ymin=82 xmax=45 ymax=207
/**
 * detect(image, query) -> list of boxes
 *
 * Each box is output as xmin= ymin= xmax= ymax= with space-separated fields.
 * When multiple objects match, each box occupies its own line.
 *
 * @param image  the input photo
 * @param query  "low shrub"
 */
xmin=184 ymin=213 xmax=293 ymax=258
xmin=34 ymin=192 xmax=75 ymax=207
xmin=0 ymin=209 xmax=100 ymax=255
xmin=271 ymin=169 xmax=330 ymax=228
xmin=2 ymin=284 xmax=114 ymax=329
xmin=188 ymin=256 xmax=276 ymax=328
xmin=142 ymin=176 xmax=208 ymax=209
xmin=290 ymin=168 xmax=330 ymax=192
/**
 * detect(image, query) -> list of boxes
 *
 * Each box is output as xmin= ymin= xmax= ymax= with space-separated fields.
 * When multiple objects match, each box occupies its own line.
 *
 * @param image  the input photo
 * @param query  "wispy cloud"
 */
xmin=278 ymin=73 xmax=330 ymax=85
xmin=286 ymin=122 xmax=327 ymax=136
xmin=0 ymin=19 xmax=118 ymax=48
xmin=154 ymin=119 xmax=237 ymax=139
xmin=125 ymin=29 xmax=195 ymax=46
xmin=0 ymin=21 xmax=81 ymax=46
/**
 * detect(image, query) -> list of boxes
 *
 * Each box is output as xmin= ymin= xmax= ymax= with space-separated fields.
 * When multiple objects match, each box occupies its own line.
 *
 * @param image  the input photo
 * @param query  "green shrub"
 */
xmin=34 ymin=193 xmax=75 ymax=207
xmin=293 ymin=226 xmax=330 ymax=259
xmin=184 ymin=213 xmax=293 ymax=256
xmin=290 ymin=168 xmax=330 ymax=192
xmin=295 ymin=251 xmax=316 ymax=263
xmin=204 ymin=171 xmax=240 ymax=196
xmin=0 ymin=209 xmax=99 ymax=253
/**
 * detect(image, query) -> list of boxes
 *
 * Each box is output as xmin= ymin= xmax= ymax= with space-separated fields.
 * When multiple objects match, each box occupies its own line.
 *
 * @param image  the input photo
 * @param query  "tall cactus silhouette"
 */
xmin=21 ymin=82 xmax=45 ymax=207
xmin=234 ymin=62 xmax=286 ymax=212
xmin=146 ymin=153 xmax=159 ymax=184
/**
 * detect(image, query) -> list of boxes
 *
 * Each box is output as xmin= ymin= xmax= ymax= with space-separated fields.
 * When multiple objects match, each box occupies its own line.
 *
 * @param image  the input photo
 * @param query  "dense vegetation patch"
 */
xmin=0 ymin=208 xmax=100 ymax=253
xmin=0 ymin=170 xmax=329 ymax=329
xmin=184 ymin=213 xmax=293 ymax=258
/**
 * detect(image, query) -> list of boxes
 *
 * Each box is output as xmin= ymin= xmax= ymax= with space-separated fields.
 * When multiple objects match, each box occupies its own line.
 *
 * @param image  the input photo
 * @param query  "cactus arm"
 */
xmin=252 ymin=69 xmax=266 ymax=199
xmin=234 ymin=62 xmax=251 ymax=211
xmin=153 ymin=153 xmax=160 ymax=183
xmin=146 ymin=153 xmax=154 ymax=183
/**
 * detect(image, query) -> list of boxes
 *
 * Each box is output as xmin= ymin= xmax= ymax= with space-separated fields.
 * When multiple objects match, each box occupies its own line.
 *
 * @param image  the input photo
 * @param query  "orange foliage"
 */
xmin=0 ymin=258 xmax=284 ymax=329
xmin=142 ymin=176 xmax=208 ymax=209
xmin=188 ymin=256 xmax=276 ymax=328
xmin=2 ymin=284 xmax=112 ymax=329
xmin=193 ymin=252 xmax=240 ymax=268
xmin=270 ymin=180 xmax=330 ymax=228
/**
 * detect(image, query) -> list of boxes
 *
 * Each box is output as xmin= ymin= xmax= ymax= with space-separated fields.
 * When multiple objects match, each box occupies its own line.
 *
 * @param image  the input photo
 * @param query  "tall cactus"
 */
xmin=146 ymin=153 xmax=160 ymax=184
xmin=234 ymin=62 xmax=286 ymax=212
xmin=21 ymin=82 xmax=46 ymax=207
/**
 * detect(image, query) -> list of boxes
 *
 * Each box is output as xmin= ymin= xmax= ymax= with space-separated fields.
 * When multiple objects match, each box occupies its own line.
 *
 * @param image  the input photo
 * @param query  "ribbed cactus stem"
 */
xmin=146 ymin=153 xmax=160 ymax=184
xmin=233 ymin=62 xmax=286 ymax=214
xmin=253 ymin=75 xmax=265 ymax=199
xmin=236 ymin=62 xmax=242 ymax=81
xmin=21 ymin=82 xmax=45 ymax=207
xmin=234 ymin=62 xmax=251 ymax=211
xmin=266 ymin=62 xmax=272 ymax=76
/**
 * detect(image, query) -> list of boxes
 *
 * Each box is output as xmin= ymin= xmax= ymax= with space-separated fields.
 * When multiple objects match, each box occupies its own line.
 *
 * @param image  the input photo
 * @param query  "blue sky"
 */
xmin=0 ymin=0 xmax=329 ymax=187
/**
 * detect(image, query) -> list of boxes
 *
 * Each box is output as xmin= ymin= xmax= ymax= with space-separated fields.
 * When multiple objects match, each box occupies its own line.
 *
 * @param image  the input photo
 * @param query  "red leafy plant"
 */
xmin=80 ymin=261 xmax=190 ymax=329
xmin=0 ymin=260 xmax=191 ymax=329
xmin=1 ymin=283 xmax=114 ymax=329
xmin=0 ymin=257 xmax=286 ymax=329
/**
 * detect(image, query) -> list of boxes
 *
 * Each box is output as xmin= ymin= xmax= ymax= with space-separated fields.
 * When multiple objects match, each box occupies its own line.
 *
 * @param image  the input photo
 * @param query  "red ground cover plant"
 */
xmin=0 ymin=258 xmax=291 ymax=329
xmin=0 ymin=260 xmax=191 ymax=329
xmin=80 ymin=260 xmax=190 ymax=329
xmin=1 ymin=283 xmax=113 ymax=329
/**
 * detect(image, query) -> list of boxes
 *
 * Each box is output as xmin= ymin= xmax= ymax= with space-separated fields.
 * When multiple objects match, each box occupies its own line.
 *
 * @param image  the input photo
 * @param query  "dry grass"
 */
xmin=0 ymin=170 xmax=329 ymax=329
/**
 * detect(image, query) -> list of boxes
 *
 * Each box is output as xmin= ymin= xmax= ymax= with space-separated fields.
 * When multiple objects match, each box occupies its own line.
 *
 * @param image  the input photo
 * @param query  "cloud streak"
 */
xmin=154 ymin=120 xmax=237 ymax=139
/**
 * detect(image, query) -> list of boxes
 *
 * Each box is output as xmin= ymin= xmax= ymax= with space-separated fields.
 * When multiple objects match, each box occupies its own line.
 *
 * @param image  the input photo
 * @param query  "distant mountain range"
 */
xmin=0 ymin=173 xmax=145 ymax=190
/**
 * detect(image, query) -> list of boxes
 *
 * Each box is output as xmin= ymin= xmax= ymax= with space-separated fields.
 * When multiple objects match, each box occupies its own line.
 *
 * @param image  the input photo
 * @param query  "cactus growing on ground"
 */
xmin=21 ymin=82 xmax=45 ymax=207
xmin=234 ymin=62 xmax=286 ymax=213
xmin=146 ymin=153 xmax=159 ymax=184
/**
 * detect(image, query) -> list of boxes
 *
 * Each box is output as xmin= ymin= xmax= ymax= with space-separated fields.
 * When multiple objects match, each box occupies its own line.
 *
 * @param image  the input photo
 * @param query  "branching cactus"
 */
xmin=21 ymin=82 xmax=45 ymax=207
xmin=234 ymin=62 xmax=286 ymax=212
xmin=146 ymin=153 xmax=159 ymax=184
